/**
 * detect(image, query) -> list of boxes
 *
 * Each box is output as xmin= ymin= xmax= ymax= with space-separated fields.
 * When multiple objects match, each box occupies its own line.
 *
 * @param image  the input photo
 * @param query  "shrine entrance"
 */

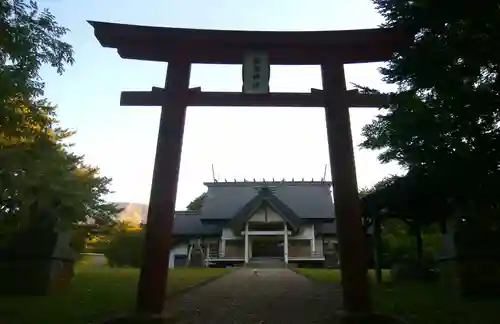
xmin=89 ymin=21 xmax=406 ymax=318
xmin=252 ymin=238 xmax=284 ymax=258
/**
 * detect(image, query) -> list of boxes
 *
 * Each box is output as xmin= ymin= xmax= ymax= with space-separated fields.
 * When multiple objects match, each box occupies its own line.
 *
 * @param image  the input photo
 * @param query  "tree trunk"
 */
xmin=415 ymin=225 xmax=423 ymax=261
xmin=439 ymin=218 xmax=447 ymax=234
xmin=373 ymin=215 xmax=383 ymax=284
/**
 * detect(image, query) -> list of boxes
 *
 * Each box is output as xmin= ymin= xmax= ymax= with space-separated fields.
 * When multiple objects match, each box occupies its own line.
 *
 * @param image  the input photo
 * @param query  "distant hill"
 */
xmin=114 ymin=202 xmax=149 ymax=224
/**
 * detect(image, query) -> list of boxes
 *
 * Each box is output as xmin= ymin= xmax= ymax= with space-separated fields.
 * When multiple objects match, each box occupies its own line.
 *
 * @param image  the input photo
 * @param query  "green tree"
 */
xmin=362 ymin=171 xmax=451 ymax=262
xmin=0 ymin=100 xmax=120 ymax=241
xmin=362 ymin=0 xmax=500 ymax=293
xmin=186 ymin=192 xmax=207 ymax=212
xmin=104 ymin=230 xmax=145 ymax=268
xmin=1 ymin=0 xmax=74 ymax=100
xmin=362 ymin=0 xmax=500 ymax=223
xmin=0 ymin=1 xmax=119 ymax=244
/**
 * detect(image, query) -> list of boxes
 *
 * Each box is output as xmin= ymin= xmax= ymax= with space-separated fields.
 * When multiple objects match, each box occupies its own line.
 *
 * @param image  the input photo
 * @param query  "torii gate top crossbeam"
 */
xmin=88 ymin=21 xmax=407 ymax=65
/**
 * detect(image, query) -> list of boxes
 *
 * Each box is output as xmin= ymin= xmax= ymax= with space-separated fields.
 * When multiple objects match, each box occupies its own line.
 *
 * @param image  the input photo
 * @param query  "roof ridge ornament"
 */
xmin=255 ymin=185 xmax=276 ymax=194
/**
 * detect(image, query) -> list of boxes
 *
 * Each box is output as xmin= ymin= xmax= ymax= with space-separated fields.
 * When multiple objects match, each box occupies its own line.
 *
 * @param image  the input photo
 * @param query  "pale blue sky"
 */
xmin=40 ymin=0 xmax=401 ymax=209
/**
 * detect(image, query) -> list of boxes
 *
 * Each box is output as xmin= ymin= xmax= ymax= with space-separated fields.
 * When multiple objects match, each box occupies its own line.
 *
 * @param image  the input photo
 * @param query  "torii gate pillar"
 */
xmin=136 ymin=56 xmax=191 ymax=313
xmin=322 ymin=62 xmax=371 ymax=313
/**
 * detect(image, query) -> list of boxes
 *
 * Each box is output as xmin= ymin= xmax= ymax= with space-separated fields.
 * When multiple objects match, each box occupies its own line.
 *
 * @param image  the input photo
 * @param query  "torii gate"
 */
xmin=89 ymin=21 xmax=405 ymax=318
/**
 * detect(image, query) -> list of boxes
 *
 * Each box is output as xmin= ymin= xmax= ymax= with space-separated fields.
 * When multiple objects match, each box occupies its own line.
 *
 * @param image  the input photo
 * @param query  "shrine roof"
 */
xmin=88 ymin=21 xmax=408 ymax=64
xmin=226 ymin=186 xmax=303 ymax=232
xmin=172 ymin=211 xmax=221 ymax=237
xmin=199 ymin=181 xmax=335 ymax=221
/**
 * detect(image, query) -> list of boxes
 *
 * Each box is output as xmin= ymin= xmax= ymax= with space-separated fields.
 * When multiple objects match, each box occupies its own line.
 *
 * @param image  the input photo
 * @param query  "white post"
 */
xmin=311 ymin=224 xmax=316 ymax=256
xmin=244 ymin=222 xmax=249 ymax=264
xmin=284 ymin=223 xmax=289 ymax=264
xmin=249 ymin=237 xmax=252 ymax=259
xmin=187 ymin=244 xmax=193 ymax=261
xmin=220 ymin=239 xmax=226 ymax=258
xmin=206 ymin=243 xmax=210 ymax=266
xmin=197 ymin=238 xmax=204 ymax=260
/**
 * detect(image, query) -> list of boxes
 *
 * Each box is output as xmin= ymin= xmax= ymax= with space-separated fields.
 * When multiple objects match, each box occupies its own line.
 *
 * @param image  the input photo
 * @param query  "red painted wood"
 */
xmin=322 ymin=62 xmax=372 ymax=314
xmin=88 ymin=21 xmax=408 ymax=65
xmin=120 ymin=89 xmax=390 ymax=108
xmin=136 ymin=58 xmax=191 ymax=314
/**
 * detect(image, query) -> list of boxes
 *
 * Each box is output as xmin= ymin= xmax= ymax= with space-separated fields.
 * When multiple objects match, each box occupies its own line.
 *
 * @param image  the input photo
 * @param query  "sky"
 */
xmin=39 ymin=0 xmax=402 ymax=210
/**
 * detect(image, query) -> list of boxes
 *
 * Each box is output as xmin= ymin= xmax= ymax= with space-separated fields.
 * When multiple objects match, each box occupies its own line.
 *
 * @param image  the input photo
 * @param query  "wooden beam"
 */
xmin=135 ymin=57 xmax=191 ymax=315
xmin=120 ymin=90 xmax=161 ymax=106
xmin=315 ymin=89 xmax=390 ymax=107
xmin=116 ymin=43 xmax=399 ymax=65
xmin=189 ymin=91 xmax=323 ymax=107
xmin=89 ymin=20 xmax=403 ymax=48
xmin=120 ymin=88 xmax=390 ymax=108
xmin=321 ymin=62 xmax=372 ymax=314
xmin=89 ymin=21 xmax=409 ymax=64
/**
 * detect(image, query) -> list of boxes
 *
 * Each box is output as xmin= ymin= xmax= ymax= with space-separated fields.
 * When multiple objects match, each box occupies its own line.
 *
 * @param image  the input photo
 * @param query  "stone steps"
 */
xmin=247 ymin=258 xmax=287 ymax=268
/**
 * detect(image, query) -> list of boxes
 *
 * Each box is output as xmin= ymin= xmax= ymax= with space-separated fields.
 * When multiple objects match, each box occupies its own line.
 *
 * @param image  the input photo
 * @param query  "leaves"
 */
xmin=0 ymin=0 xmax=74 ymax=100
xmin=186 ymin=192 xmax=207 ymax=212
xmin=362 ymin=0 xmax=500 ymax=220
xmin=0 ymin=1 xmax=119 ymax=244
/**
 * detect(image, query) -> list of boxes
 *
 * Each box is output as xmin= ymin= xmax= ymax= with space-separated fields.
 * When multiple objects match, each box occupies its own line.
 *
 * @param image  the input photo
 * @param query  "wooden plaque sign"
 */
xmin=242 ymin=52 xmax=270 ymax=94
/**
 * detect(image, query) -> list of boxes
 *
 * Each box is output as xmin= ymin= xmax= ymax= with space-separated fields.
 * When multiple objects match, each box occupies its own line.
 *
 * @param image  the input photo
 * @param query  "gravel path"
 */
xmin=164 ymin=268 xmax=343 ymax=324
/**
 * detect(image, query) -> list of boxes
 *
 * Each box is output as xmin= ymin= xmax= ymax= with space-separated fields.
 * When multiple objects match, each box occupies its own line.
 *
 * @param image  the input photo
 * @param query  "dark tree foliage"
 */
xmin=0 ymin=0 xmax=74 ymax=101
xmin=186 ymin=192 xmax=207 ymax=212
xmin=362 ymin=0 xmax=500 ymax=224
xmin=361 ymin=171 xmax=454 ymax=259
xmin=362 ymin=172 xmax=450 ymax=224
xmin=0 ymin=1 xmax=120 ymax=244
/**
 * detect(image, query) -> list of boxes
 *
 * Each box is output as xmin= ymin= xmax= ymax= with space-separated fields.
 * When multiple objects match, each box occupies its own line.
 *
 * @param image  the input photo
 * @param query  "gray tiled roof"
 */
xmin=200 ymin=181 xmax=335 ymax=221
xmin=172 ymin=211 xmax=221 ymax=236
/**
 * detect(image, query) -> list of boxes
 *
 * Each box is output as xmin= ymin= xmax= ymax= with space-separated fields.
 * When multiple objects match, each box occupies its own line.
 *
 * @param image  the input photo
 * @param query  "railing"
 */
xmin=311 ymin=251 xmax=324 ymax=258
xmin=209 ymin=249 xmax=323 ymax=260
xmin=207 ymin=250 xmax=246 ymax=260
xmin=287 ymin=250 xmax=325 ymax=260
xmin=208 ymin=250 xmax=220 ymax=259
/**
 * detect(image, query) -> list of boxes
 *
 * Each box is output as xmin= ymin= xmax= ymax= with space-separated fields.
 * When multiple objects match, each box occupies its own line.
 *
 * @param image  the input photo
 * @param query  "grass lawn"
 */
xmin=296 ymin=268 xmax=500 ymax=324
xmin=0 ymin=265 xmax=232 ymax=324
